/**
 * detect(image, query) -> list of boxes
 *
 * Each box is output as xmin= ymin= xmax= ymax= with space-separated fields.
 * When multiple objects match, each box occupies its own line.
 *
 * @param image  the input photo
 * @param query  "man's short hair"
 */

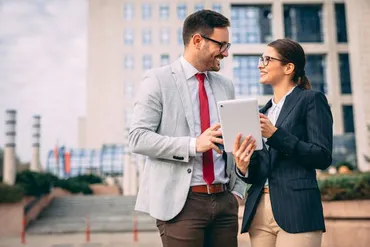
xmin=182 ymin=10 xmax=230 ymax=46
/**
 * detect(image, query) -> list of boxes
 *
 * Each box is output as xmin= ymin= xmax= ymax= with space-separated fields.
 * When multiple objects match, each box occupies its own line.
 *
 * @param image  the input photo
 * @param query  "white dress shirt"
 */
xmin=180 ymin=56 xmax=230 ymax=187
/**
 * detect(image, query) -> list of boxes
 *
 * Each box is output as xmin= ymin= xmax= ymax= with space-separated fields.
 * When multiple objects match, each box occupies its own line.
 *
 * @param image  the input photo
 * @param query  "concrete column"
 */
xmin=30 ymin=115 xmax=41 ymax=172
xmin=3 ymin=110 xmax=17 ymax=185
xmin=123 ymin=128 xmax=138 ymax=195
xmin=346 ymin=0 xmax=370 ymax=171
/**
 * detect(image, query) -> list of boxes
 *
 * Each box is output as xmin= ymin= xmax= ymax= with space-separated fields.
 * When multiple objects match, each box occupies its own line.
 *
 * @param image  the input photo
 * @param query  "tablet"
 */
xmin=217 ymin=98 xmax=263 ymax=152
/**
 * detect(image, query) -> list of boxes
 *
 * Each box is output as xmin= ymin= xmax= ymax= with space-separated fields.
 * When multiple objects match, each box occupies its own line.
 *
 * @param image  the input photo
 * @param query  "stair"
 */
xmin=26 ymin=196 xmax=156 ymax=234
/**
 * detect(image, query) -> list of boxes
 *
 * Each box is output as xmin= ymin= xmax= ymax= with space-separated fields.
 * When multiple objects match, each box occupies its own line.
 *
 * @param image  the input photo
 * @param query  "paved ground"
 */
xmin=0 ymin=232 xmax=251 ymax=247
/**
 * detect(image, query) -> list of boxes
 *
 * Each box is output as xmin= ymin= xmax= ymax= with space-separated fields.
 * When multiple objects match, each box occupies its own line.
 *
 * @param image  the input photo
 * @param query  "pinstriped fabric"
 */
xmin=239 ymin=87 xmax=333 ymax=234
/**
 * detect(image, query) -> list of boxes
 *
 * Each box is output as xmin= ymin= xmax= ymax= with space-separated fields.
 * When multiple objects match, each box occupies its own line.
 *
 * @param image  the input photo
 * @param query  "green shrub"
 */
xmin=15 ymin=170 xmax=54 ymax=196
xmin=319 ymin=172 xmax=370 ymax=201
xmin=0 ymin=183 xmax=24 ymax=203
xmin=55 ymin=179 xmax=93 ymax=195
xmin=68 ymin=174 xmax=103 ymax=184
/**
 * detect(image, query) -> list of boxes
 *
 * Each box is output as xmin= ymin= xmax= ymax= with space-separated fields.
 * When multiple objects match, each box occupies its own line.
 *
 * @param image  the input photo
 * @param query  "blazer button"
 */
xmin=187 ymin=168 xmax=192 ymax=174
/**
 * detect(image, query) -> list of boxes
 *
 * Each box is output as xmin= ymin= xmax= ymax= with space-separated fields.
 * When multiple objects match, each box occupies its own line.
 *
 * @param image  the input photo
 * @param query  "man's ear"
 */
xmin=192 ymin=34 xmax=202 ymax=50
xmin=285 ymin=63 xmax=295 ymax=75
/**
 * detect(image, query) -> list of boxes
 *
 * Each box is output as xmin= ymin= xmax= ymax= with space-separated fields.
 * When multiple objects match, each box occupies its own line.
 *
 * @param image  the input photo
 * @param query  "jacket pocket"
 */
xmin=289 ymin=178 xmax=319 ymax=190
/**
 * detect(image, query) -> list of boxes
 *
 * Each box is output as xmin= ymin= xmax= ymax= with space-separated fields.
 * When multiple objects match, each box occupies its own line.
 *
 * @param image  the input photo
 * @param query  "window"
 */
xmin=160 ymin=28 xmax=170 ymax=44
xmin=125 ymin=81 xmax=133 ymax=97
xmin=178 ymin=27 xmax=183 ymax=45
xmin=124 ymin=55 xmax=134 ymax=69
xmin=195 ymin=3 xmax=204 ymax=12
xmin=142 ymin=29 xmax=152 ymax=45
xmin=339 ymin=53 xmax=351 ymax=94
xmin=213 ymin=4 xmax=222 ymax=13
xmin=124 ymin=3 xmax=134 ymax=20
xmin=160 ymin=54 xmax=170 ymax=66
xmin=233 ymin=55 xmax=268 ymax=96
xmin=284 ymin=4 xmax=323 ymax=42
xmin=142 ymin=4 xmax=152 ymax=20
xmin=342 ymin=105 xmax=355 ymax=133
xmin=143 ymin=55 xmax=152 ymax=70
xmin=231 ymin=5 xmax=272 ymax=44
xmin=335 ymin=4 xmax=348 ymax=43
xmin=124 ymin=29 xmax=134 ymax=45
xmin=160 ymin=4 xmax=169 ymax=19
xmin=177 ymin=3 xmax=187 ymax=20
xmin=306 ymin=55 xmax=327 ymax=93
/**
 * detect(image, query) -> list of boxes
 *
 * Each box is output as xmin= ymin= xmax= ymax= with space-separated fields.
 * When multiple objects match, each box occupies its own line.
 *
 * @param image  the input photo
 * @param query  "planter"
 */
xmin=322 ymin=200 xmax=370 ymax=247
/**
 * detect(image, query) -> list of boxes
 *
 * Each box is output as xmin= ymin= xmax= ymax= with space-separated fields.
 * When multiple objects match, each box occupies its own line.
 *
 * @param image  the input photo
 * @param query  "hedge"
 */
xmin=319 ymin=172 xmax=370 ymax=201
xmin=0 ymin=183 xmax=24 ymax=203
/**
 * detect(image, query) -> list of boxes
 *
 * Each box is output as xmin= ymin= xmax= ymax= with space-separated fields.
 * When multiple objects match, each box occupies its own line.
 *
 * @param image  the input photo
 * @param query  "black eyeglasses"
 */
xmin=200 ymin=34 xmax=231 ymax=53
xmin=259 ymin=55 xmax=290 ymax=67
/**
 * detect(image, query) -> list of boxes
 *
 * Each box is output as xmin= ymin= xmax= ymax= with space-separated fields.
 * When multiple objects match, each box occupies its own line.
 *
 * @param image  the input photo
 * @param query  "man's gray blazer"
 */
xmin=129 ymin=58 xmax=246 ymax=221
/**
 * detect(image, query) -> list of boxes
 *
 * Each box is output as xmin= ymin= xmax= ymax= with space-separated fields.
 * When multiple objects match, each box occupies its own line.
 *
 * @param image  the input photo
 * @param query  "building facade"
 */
xmin=80 ymin=0 xmax=370 ymax=171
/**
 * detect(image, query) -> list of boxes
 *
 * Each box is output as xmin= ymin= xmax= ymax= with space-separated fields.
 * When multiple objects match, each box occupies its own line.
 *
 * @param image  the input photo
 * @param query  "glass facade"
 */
xmin=160 ymin=28 xmax=170 ymax=44
xmin=195 ymin=3 xmax=204 ymax=12
xmin=231 ymin=5 xmax=272 ymax=44
xmin=306 ymin=55 xmax=327 ymax=93
xmin=213 ymin=3 xmax=222 ymax=13
xmin=159 ymin=4 xmax=169 ymax=19
xmin=142 ymin=29 xmax=151 ymax=45
xmin=124 ymin=55 xmax=134 ymax=69
xmin=142 ymin=4 xmax=152 ymax=20
xmin=124 ymin=29 xmax=134 ymax=45
xmin=233 ymin=55 xmax=261 ymax=96
xmin=143 ymin=55 xmax=152 ymax=70
xmin=284 ymin=4 xmax=323 ymax=42
xmin=177 ymin=3 xmax=187 ymax=20
xmin=335 ymin=3 xmax=348 ymax=43
xmin=339 ymin=53 xmax=351 ymax=94
xmin=124 ymin=3 xmax=134 ymax=20
xmin=342 ymin=105 xmax=355 ymax=133
xmin=160 ymin=54 xmax=170 ymax=66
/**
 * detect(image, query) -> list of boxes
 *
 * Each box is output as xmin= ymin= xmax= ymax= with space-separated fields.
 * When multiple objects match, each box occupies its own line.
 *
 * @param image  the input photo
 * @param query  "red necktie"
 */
xmin=195 ymin=73 xmax=215 ymax=185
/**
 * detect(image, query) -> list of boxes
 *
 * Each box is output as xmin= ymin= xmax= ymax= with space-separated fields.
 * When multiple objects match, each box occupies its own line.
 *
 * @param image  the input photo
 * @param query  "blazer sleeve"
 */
xmin=129 ymin=70 xmax=191 ymax=163
xmin=266 ymin=91 xmax=333 ymax=170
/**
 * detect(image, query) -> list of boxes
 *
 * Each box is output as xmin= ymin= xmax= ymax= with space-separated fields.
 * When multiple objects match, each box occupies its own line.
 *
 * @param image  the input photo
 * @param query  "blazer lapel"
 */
xmin=170 ymin=59 xmax=195 ymax=137
xmin=260 ymin=99 xmax=272 ymax=115
xmin=274 ymin=86 xmax=302 ymax=127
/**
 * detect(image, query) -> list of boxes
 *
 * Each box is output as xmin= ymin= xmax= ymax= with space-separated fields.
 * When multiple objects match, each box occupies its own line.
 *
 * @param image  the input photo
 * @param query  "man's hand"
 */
xmin=196 ymin=123 xmax=223 ymax=154
xmin=260 ymin=113 xmax=277 ymax=138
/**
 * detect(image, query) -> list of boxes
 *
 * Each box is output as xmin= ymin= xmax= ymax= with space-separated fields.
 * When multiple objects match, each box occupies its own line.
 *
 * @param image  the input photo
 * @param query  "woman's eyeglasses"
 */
xmin=259 ymin=56 xmax=289 ymax=67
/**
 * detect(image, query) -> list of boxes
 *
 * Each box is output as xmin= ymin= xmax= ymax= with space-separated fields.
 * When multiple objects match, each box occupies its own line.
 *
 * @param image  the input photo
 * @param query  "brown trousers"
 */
xmin=156 ymin=190 xmax=239 ymax=247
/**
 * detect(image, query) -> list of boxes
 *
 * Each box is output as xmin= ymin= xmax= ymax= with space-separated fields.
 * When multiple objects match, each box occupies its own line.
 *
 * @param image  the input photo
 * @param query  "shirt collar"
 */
xmin=271 ymin=86 xmax=297 ymax=106
xmin=180 ymin=56 xmax=209 ymax=81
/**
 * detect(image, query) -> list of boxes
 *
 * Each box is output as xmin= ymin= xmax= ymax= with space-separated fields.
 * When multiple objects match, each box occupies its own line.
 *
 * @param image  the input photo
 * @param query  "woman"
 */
xmin=233 ymin=38 xmax=333 ymax=247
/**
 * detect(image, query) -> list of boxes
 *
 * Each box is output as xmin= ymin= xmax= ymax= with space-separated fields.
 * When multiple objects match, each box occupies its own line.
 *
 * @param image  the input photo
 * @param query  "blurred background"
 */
xmin=0 ymin=0 xmax=369 ymax=247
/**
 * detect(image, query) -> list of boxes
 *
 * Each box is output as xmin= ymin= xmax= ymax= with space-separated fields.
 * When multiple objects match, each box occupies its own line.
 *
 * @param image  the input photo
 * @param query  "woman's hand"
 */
xmin=260 ymin=113 xmax=277 ymax=138
xmin=232 ymin=134 xmax=256 ymax=175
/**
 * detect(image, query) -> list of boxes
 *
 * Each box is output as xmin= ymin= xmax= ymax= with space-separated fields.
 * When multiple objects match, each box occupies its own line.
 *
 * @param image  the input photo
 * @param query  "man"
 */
xmin=129 ymin=10 xmax=246 ymax=247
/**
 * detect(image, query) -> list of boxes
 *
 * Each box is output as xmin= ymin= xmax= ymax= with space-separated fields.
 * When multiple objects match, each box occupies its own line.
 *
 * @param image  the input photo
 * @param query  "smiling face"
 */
xmin=258 ymin=46 xmax=290 ymax=86
xmin=198 ymin=27 xmax=230 ymax=72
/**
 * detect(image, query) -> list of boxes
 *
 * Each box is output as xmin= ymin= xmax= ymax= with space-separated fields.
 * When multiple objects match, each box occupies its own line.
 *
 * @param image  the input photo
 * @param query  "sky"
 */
xmin=0 ymin=0 xmax=87 ymax=167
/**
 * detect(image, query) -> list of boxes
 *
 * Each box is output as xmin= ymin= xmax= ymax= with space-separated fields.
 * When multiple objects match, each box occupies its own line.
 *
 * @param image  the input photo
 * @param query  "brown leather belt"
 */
xmin=191 ymin=184 xmax=226 ymax=194
xmin=263 ymin=187 xmax=269 ymax=194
